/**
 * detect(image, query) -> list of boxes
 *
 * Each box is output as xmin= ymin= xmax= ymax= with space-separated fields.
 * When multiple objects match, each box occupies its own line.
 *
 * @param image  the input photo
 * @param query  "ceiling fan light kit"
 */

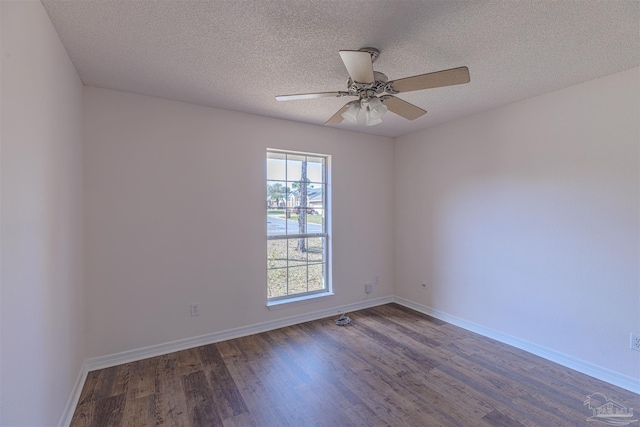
xmin=365 ymin=111 xmax=383 ymax=126
xmin=367 ymin=97 xmax=388 ymax=119
xmin=341 ymin=96 xmax=389 ymax=126
xmin=276 ymin=47 xmax=470 ymax=126
xmin=341 ymin=101 xmax=361 ymax=123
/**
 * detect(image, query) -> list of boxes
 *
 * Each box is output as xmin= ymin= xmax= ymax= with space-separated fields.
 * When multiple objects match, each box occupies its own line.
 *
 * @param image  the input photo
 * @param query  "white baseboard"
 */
xmin=85 ymin=295 xmax=393 ymax=372
xmin=58 ymin=363 xmax=88 ymax=427
xmin=58 ymin=295 xmax=392 ymax=426
xmin=393 ymin=296 xmax=640 ymax=395
xmin=59 ymin=294 xmax=638 ymax=426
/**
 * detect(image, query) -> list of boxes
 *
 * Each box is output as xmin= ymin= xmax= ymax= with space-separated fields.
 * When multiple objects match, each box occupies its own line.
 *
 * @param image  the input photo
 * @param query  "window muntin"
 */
xmin=267 ymin=150 xmax=328 ymax=301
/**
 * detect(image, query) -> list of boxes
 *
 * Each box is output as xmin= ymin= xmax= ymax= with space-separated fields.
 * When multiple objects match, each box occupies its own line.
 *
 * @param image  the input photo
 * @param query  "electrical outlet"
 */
xmin=365 ymin=283 xmax=373 ymax=294
xmin=631 ymin=333 xmax=640 ymax=351
xmin=190 ymin=303 xmax=200 ymax=317
xmin=374 ymin=275 xmax=379 ymax=285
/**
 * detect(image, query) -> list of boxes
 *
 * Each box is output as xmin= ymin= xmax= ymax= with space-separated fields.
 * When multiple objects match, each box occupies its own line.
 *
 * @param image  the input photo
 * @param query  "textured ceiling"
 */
xmin=42 ymin=0 xmax=639 ymax=137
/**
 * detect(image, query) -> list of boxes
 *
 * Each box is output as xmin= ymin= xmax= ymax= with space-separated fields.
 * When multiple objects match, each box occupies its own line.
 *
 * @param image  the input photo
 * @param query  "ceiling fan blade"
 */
xmin=325 ymin=103 xmax=351 ymax=125
xmin=276 ymin=91 xmax=349 ymax=101
xmin=339 ymin=50 xmax=375 ymax=84
xmin=381 ymin=96 xmax=426 ymax=120
xmin=387 ymin=66 xmax=470 ymax=93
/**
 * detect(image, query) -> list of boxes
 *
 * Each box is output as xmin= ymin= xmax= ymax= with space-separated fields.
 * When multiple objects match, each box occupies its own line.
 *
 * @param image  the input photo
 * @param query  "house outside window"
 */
xmin=266 ymin=150 xmax=330 ymax=302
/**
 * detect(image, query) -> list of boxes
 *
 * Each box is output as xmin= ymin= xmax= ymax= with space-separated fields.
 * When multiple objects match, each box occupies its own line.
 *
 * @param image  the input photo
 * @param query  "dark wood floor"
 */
xmin=71 ymin=303 xmax=639 ymax=426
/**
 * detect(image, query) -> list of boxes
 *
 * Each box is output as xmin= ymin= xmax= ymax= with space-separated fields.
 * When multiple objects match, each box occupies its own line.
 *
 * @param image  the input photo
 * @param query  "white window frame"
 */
xmin=266 ymin=149 xmax=331 ymax=306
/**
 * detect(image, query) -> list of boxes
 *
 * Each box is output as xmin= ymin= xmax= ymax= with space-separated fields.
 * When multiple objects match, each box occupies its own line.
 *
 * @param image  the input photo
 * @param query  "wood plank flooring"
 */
xmin=71 ymin=303 xmax=640 ymax=426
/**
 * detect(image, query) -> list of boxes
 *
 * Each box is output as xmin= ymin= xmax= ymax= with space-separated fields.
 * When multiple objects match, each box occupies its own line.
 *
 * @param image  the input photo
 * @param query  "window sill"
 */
xmin=267 ymin=292 xmax=334 ymax=310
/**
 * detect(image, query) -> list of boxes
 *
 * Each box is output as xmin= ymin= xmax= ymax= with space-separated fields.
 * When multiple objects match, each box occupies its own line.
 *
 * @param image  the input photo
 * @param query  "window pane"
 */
xmin=287 ymin=238 xmax=307 ymax=266
xmin=303 ymin=186 xmax=323 ymax=209
xmin=308 ymin=264 xmax=324 ymax=292
xmin=286 ymin=209 xmax=305 ymax=235
xmin=313 ymin=208 xmax=325 ymax=231
xmin=266 ymin=181 xmax=288 ymax=210
xmin=267 ymin=240 xmax=287 ymax=269
xmin=297 ymin=210 xmax=322 ymax=235
xmin=267 ymin=210 xmax=290 ymax=237
xmin=267 ymin=153 xmax=286 ymax=181
xmin=307 ymin=157 xmax=324 ymax=184
xmin=286 ymin=155 xmax=305 ymax=182
xmin=268 ymin=268 xmax=287 ymax=298
xmin=307 ymin=237 xmax=324 ymax=263
xmin=287 ymin=265 xmax=308 ymax=295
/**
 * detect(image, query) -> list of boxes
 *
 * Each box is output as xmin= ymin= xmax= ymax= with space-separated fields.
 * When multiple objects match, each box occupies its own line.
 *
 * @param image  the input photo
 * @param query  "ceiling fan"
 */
xmin=276 ymin=48 xmax=470 ymax=126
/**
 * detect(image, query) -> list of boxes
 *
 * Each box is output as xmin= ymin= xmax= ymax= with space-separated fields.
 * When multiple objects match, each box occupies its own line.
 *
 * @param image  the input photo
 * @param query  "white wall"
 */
xmin=1 ymin=2 xmax=85 ymax=426
xmin=0 ymin=1 xmax=635 ymax=421
xmin=83 ymin=87 xmax=394 ymax=358
xmin=394 ymin=67 xmax=640 ymax=380
xmin=1 ymin=4 xmax=634 ymax=420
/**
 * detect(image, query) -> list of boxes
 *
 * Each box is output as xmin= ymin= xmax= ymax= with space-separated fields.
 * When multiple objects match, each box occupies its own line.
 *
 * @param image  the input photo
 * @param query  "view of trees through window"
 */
xmin=267 ymin=150 xmax=328 ymax=300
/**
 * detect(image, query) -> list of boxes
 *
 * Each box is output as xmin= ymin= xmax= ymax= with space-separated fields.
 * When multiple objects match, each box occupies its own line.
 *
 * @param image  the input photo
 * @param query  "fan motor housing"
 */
xmin=347 ymin=71 xmax=389 ymax=96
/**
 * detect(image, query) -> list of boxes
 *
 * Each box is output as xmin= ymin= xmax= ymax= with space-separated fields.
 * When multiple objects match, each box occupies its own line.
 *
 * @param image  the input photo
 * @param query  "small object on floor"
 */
xmin=335 ymin=314 xmax=351 ymax=326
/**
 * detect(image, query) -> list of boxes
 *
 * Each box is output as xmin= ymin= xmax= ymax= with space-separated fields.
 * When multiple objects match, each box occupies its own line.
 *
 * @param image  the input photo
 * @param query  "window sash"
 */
xmin=267 ymin=149 xmax=328 ymax=301
xmin=266 ymin=236 xmax=328 ymax=300
xmin=267 ymin=233 xmax=326 ymax=240
xmin=267 ymin=287 xmax=327 ymax=302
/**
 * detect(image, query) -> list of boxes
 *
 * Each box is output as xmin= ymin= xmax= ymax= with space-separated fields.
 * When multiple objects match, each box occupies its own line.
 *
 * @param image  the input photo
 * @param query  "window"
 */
xmin=266 ymin=150 xmax=329 ymax=302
